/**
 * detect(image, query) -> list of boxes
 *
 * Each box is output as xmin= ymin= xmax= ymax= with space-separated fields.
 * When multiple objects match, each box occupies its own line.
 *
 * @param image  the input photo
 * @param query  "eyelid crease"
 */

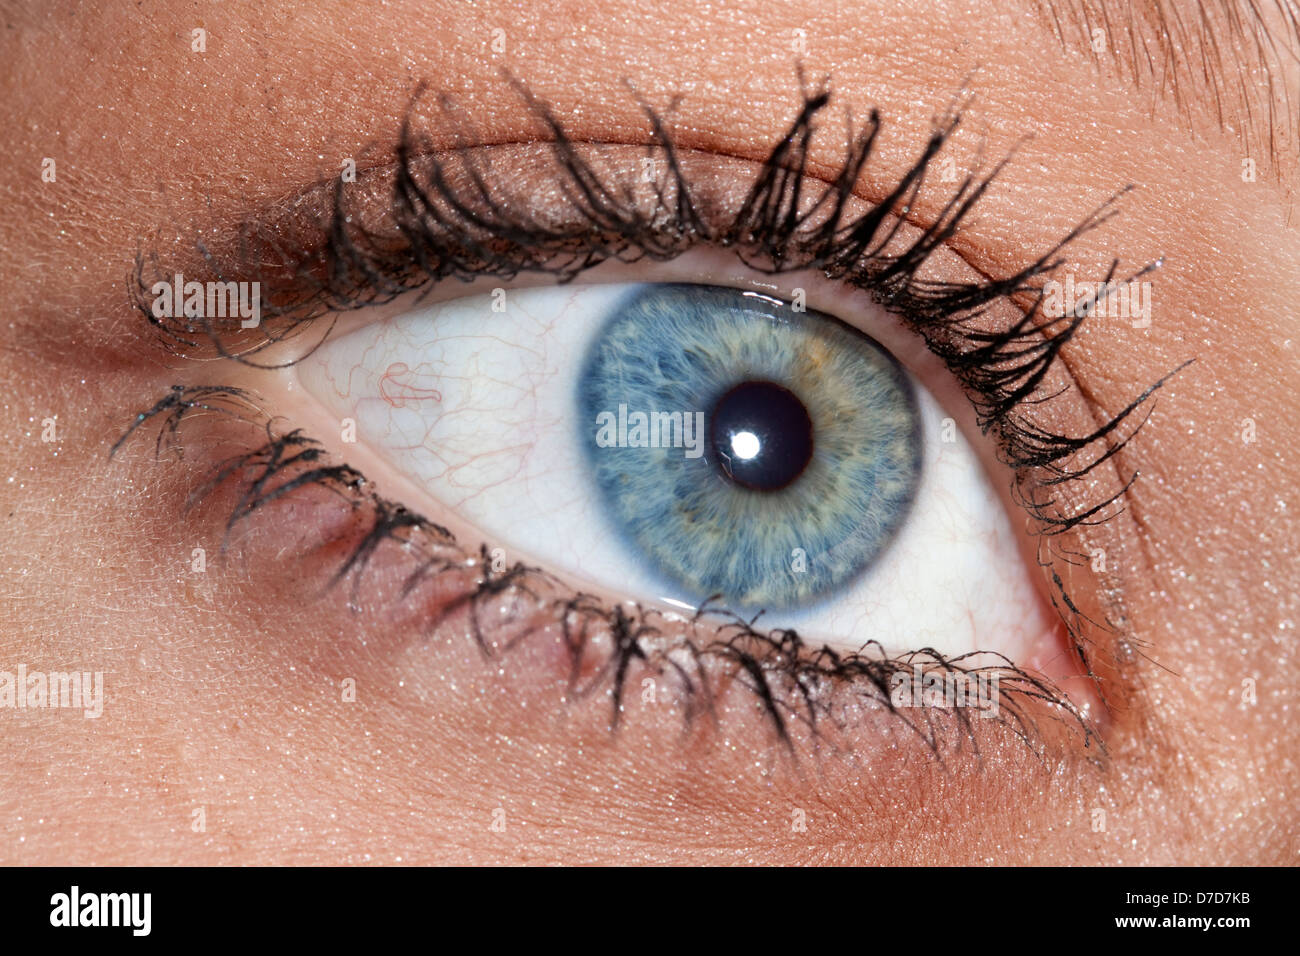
xmin=108 ymin=382 xmax=1100 ymax=764
xmin=127 ymin=80 xmax=1184 ymax=720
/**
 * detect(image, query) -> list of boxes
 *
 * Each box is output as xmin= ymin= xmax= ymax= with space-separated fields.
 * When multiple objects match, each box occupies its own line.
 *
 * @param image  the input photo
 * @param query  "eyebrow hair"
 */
xmin=1034 ymin=0 xmax=1300 ymax=165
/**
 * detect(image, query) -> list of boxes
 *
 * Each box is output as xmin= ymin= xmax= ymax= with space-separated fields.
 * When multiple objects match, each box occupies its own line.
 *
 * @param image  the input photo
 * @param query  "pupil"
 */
xmin=709 ymin=380 xmax=814 ymax=491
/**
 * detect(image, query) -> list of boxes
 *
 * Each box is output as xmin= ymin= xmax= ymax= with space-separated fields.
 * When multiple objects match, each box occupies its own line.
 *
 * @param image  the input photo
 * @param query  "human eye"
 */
xmin=121 ymin=87 xmax=1173 ymax=753
xmin=296 ymin=276 xmax=1060 ymax=678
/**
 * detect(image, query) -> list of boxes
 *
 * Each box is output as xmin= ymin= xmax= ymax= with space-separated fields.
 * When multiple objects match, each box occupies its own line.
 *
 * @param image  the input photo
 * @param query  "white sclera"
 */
xmin=297 ymin=283 xmax=1055 ymax=661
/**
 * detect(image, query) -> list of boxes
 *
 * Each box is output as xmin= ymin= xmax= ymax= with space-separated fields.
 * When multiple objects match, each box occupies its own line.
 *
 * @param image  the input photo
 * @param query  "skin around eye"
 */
xmin=294 ymin=279 xmax=1065 ymax=670
xmin=2 ymin=0 xmax=1298 ymax=872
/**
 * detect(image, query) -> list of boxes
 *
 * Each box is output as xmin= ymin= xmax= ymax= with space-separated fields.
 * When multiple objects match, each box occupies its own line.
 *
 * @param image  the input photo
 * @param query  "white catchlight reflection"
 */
xmin=730 ymin=431 xmax=761 ymax=460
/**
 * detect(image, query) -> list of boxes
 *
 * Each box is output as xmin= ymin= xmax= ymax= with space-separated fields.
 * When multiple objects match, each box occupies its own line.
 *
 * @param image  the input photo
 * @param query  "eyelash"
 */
xmin=119 ymin=82 xmax=1181 ymax=759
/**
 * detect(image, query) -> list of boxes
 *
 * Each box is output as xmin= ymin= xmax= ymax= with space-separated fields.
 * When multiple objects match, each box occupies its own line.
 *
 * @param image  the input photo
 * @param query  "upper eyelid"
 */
xmin=133 ymin=85 xmax=1168 ymax=504
xmin=138 ymin=88 xmax=1051 ymax=354
xmin=129 ymin=89 xmax=997 ymax=334
xmin=130 ymin=87 xmax=1179 ymax=538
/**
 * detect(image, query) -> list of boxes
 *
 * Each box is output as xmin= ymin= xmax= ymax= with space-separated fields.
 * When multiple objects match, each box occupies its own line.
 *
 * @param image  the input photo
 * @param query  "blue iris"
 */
xmin=576 ymin=284 xmax=921 ymax=611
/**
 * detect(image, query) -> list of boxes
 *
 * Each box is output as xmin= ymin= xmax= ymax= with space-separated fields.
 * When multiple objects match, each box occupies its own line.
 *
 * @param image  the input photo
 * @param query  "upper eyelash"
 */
xmin=133 ymin=82 xmax=1178 ymax=533
xmin=125 ymin=79 xmax=1183 ymax=745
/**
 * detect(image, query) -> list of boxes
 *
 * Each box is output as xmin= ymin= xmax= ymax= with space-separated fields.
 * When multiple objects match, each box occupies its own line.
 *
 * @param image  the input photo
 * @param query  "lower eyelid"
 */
xmin=112 ymin=382 xmax=1102 ymax=766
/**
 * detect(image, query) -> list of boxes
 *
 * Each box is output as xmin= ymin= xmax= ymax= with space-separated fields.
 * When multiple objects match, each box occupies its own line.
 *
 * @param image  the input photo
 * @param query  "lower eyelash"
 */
xmin=111 ymin=383 xmax=1098 ymax=761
